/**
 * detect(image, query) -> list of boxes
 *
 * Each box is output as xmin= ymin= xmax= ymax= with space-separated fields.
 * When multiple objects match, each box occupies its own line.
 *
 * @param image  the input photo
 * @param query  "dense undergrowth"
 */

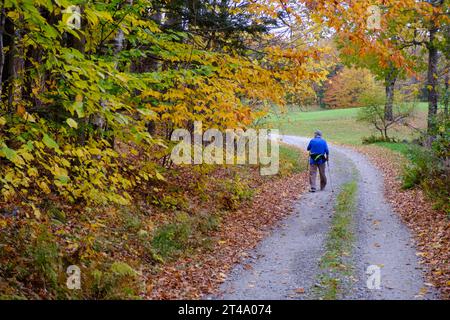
xmin=0 ymin=144 xmax=306 ymax=299
xmin=401 ymin=146 xmax=449 ymax=215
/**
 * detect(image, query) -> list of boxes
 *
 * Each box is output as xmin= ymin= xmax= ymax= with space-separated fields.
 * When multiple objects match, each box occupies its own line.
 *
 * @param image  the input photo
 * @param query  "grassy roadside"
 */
xmin=316 ymin=180 xmax=358 ymax=300
xmin=279 ymin=143 xmax=308 ymax=175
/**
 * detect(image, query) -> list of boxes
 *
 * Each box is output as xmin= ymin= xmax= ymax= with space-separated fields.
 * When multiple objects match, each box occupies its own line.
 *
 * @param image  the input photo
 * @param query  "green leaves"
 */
xmin=66 ymin=118 xmax=78 ymax=128
xmin=43 ymin=134 xmax=59 ymax=150
xmin=155 ymin=171 xmax=165 ymax=181
xmin=73 ymin=101 xmax=84 ymax=118
xmin=0 ymin=145 xmax=25 ymax=166
xmin=0 ymin=0 xmax=324 ymax=209
xmin=0 ymin=145 xmax=18 ymax=162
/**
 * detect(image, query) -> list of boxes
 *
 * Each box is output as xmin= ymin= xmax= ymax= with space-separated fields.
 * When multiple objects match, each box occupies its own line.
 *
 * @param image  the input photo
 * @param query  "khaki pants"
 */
xmin=309 ymin=163 xmax=327 ymax=191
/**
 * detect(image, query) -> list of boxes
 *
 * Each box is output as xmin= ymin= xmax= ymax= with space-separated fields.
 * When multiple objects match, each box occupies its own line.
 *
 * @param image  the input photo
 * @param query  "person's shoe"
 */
xmin=309 ymin=188 xmax=316 ymax=193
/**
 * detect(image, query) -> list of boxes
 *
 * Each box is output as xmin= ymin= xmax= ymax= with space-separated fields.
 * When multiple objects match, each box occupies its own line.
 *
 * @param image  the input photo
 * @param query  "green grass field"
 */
xmin=262 ymin=103 xmax=428 ymax=146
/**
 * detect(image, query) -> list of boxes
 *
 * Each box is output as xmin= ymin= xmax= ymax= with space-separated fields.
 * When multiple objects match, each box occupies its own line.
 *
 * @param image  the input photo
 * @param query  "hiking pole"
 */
xmin=327 ymin=159 xmax=334 ymax=192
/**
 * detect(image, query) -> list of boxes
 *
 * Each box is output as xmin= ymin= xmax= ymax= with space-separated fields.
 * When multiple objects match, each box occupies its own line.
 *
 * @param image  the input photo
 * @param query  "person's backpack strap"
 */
xmin=310 ymin=153 xmax=325 ymax=163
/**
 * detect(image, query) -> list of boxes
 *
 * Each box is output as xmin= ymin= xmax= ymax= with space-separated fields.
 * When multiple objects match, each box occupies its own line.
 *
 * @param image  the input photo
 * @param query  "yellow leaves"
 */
xmin=416 ymin=251 xmax=427 ymax=258
xmin=84 ymin=8 xmax=102 ymax=26
xmin=90 ymin=220 xmax=107 ymax=231
xmin=31 ymin=204 xmax=41 ymax=219
xmin=34 ymin=140 xmax=45 ymax=151
xmin=141 ymin=89 xmax=162 ymax=99
xmin=60 ymin=158 xmax=71 ymax=167
xmin=53 ymin=165 xmax=69 ymax=185
xmin=89 ymin=148 xmax=102 ymax=155
xmin=324 ymin=67 xmax=383 ymax=109
xmin=115 ymin=73 xmax=131 ymax=83
xmin=107 ymin=193 xmax=130 ymax=206
xmin=21 ymin=112 xmax=36 ymax=123
xmin=0 ymin=218 xmax=7 ymax=228
xmin=72 ymin=95 xmax=84 ymax=118
xmin=27 ymin=167 xmax=39 ymax=177
xmin=74 ymin=148 xmax=85 ymax=158
xmin=3 ymin=172 xmax=15 ymax=184
xmin=1 ymin=187 xmax=15 ymax=200
xmin=155 ymin=171 xmax=165 ymax=181
xmin=163 ymin=89 xmax=186 ymax=100
xmin=38 ymin=181 xmax=51 ymax=194
xmin=20 ymin=151 xmax=34 ymax=162
xmin=96 ymin=10 xmax=114 ymax=22
xmin=66 ymin=118 xmax=78 ymax=128
xmin=7 ymin=11 xmax=19 ymax=20
xmin=0 ymin=0 xmax=329 ymax=211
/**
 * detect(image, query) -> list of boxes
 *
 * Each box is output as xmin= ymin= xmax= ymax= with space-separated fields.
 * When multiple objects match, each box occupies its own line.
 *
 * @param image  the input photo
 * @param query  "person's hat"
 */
xmin=314 ymin=130 xmax=322 ymax=137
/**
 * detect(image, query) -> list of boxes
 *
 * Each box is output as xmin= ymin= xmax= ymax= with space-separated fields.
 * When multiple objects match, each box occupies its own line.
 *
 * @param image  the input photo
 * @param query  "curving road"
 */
xmin=211 ymin=135 xmax=437 ymax=300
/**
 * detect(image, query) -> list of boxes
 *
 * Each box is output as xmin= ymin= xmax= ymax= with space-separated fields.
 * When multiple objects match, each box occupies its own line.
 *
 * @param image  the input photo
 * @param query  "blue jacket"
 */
xmin=307 ymin=137 xmax=329 ymax=165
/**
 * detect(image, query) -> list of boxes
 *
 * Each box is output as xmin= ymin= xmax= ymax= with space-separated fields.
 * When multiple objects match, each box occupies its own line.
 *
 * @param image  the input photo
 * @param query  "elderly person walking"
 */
xmin=307 ymin=130 xmax=329 ymax=192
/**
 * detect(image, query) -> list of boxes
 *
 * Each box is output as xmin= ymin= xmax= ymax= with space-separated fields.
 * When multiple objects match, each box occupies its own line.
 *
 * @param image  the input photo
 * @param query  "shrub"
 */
xmin=151 ymin=213 xmax=192 ymax=259
xmin=28 ymin=226 xmax=60 ymax=290
xmin=150 ymin=194 xmax=188 ymax=211
xmin=151 ymin=211 xmax=223 ymax=260
xmin=402 ymin=141 xmax=449 ymax=214
xmin=357 ymin=89 xmax=413 ymax=141
xmin=120 ymin=208 xmax=143 ymax=232
xmin=220 ymin=175 xmax=254 ymax=210
xmin=402 ymin=145 xmax=434 ymax=189
xmin=362 ymin=135 xmax=397 ymax=144
xmin=88 ymin=262 xmax=140 ymax=299
xmin=197 ymin=213 xmax=222 ymax=234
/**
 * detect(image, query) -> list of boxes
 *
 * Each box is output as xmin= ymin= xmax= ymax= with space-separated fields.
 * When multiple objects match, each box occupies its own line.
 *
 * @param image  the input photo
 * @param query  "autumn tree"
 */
xmin=357 ymin=85 xmax=413 ymax=141
xmin=0 ymin=0 xmax=326 ymax=213
xmin=304 ymin=0 xmax=449 ymax=133
xmin=338 ymin=40 xmax=407 ymax=122
xmin=323 ymin=67 xmax=382 ymax=109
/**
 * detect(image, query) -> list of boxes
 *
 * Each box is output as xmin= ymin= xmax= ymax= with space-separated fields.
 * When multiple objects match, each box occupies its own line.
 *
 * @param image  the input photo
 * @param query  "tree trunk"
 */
xmin=384 ymin=68 xmax=397 ymax=122
xmin=2 ymin=15 xmax=14 ymax=112
xmin=8 ymin=19 xmax=24 ymax=114
xmin=444 ymin=68 xmax=449 ymax=117
xmin=0 ymin=2 xmax=5 ymax=98
xmin=427 ymin=27 xmax=439 ymax=133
